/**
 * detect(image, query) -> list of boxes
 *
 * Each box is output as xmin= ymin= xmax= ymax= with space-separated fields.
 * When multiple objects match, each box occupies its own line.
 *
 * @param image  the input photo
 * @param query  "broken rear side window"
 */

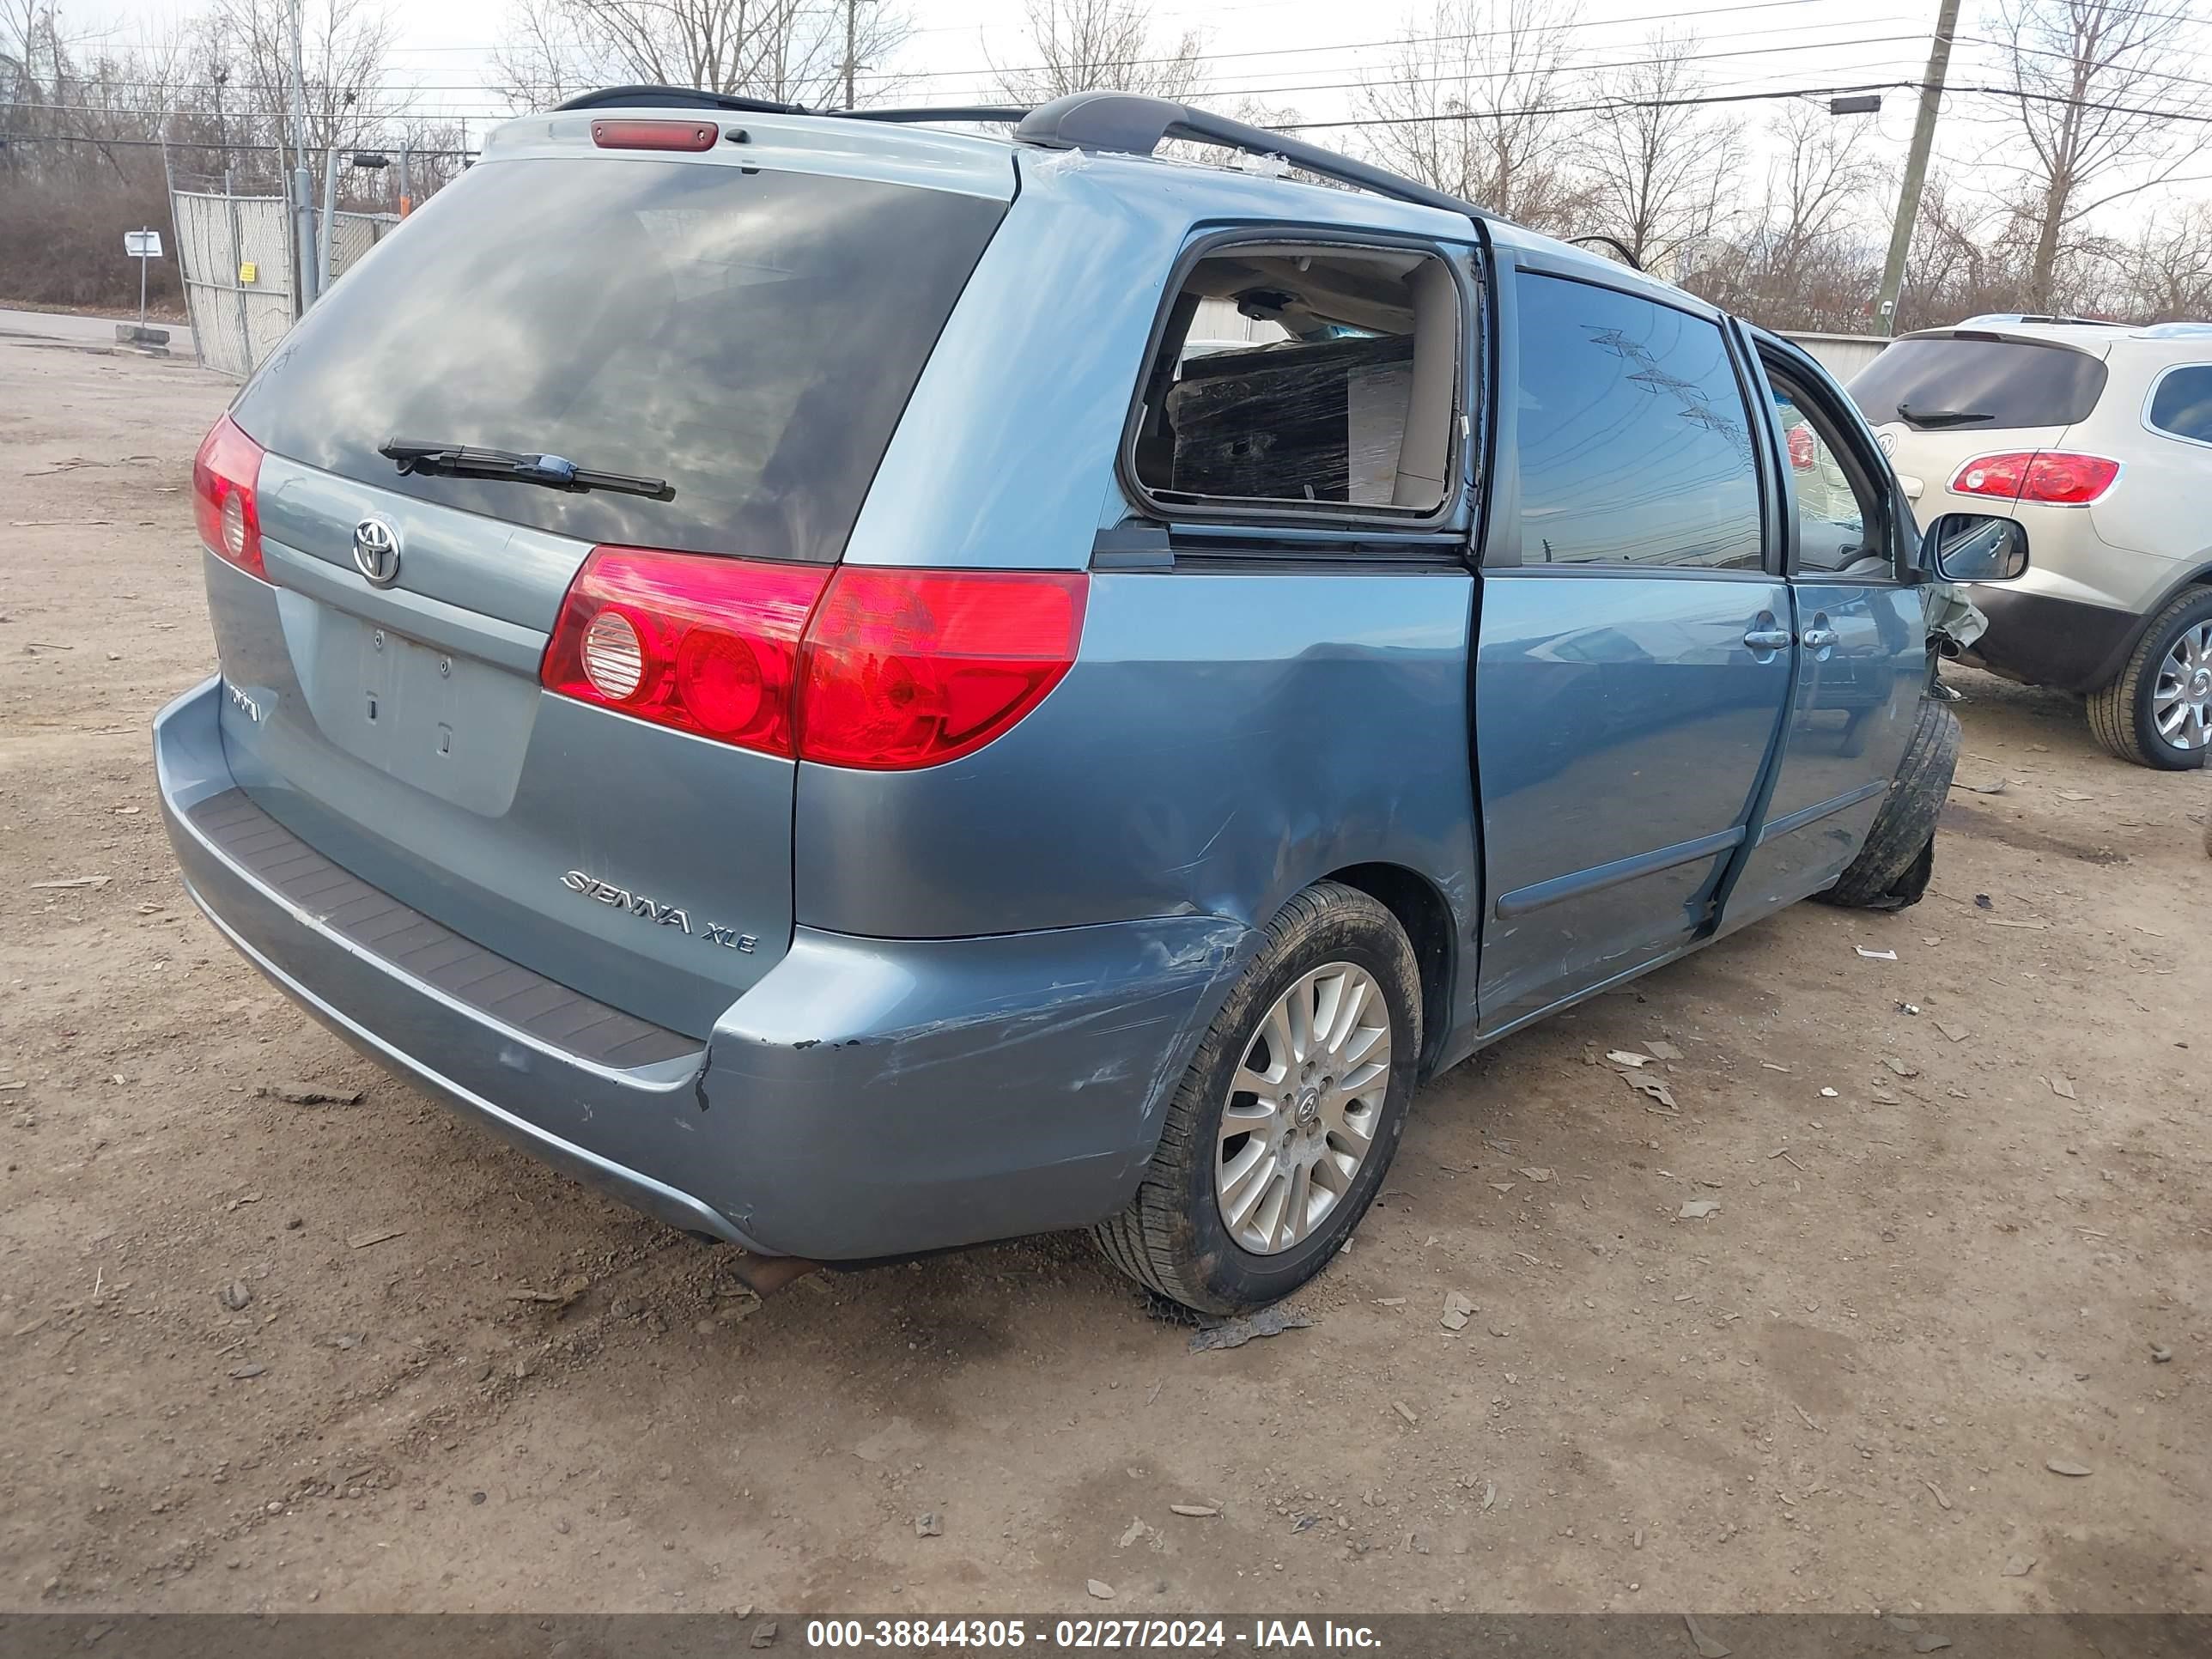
xmin=1130 ymin=244 xmax=1462 ymax=519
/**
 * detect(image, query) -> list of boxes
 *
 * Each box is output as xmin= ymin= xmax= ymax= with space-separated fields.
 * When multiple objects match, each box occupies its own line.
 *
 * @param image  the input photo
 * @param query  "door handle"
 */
xmin=1801 ymin=626 xmax=1838 ymax=650
xmin=1742 ymin=626 xmax=1793 ymax=652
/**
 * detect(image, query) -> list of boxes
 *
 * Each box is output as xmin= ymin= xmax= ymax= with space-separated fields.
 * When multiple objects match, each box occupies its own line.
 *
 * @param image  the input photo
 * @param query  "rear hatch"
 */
xmin=207 ymin=118 xmax=1012 ymax=1036
xmin=1848 ymin=329 xmax=2112 ymax=528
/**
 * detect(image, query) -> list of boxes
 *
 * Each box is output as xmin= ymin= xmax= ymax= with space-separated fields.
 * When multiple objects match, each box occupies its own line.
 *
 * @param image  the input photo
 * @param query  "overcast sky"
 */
xmin=60 ymin=0 xmax=2212 ymax=216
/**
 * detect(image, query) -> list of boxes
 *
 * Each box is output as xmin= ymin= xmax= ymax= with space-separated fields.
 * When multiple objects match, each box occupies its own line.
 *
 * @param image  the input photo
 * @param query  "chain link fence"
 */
xmin=169 ymin=175 xmax=298 ymax=381
xmin=167 ymin=168 xmax=406 ymax=379
xmin=325 ymin=209 xmax=400 ymax=285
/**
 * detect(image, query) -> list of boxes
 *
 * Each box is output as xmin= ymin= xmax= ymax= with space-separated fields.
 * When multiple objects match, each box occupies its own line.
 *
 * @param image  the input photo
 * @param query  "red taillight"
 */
xmin=1786 ymin=424 xmax=1817 ymax=470
xmin=591 ymin=118 xmax=718 ymax=152
xmin=539 ymin=553 xmax=1090 ymax=769
xmin=541 ymin=548 xmax=831 ymax=755
xmin=1950 ymin=450 xmax=2119 ymax=506
xmin=192 ymin=415 xmax=267 ymax=580
xmin=798 ymin=568 xmax=1090 ymax=769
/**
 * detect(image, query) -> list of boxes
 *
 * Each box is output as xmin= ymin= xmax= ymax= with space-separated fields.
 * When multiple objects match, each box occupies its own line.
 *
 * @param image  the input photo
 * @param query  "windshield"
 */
xmin=1849 ymin=336 xmax=2108 ymax=432
xmin=231 ymin=156 xmax=1006 ymax=562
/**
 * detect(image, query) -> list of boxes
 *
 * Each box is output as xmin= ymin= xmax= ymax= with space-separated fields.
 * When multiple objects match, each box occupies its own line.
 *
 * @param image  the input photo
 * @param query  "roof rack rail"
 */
xmin=552 ymin=85 xmax=811 ymax=116
xmin=837 ymin=105 xmax=1030 ymax=125
xmin=544 ymin=86 xmax=1494 ymax=226
xmin=1956 ymin=312 xmax=2124 ymax=328
xmin=1011 ymin=92 xmax=1493 ymax=225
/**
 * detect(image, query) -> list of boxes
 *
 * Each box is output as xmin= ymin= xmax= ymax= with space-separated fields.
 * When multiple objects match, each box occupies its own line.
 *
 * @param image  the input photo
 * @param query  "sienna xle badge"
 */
xmin=155 ymin=88 xmax=2027 ymax=1312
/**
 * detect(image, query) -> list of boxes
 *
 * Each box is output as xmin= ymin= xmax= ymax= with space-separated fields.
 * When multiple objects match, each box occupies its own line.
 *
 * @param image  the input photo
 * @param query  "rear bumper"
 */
xmin=1959 ymin=586 xmax=2140 ymax=694
xmin=155 ymin=676 xmax=1255 ymax=1259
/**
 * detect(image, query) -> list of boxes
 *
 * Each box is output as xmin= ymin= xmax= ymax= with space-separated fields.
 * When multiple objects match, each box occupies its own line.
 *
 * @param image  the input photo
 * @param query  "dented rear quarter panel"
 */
xmin=795 ymin=569 xmax=1476 ymax=939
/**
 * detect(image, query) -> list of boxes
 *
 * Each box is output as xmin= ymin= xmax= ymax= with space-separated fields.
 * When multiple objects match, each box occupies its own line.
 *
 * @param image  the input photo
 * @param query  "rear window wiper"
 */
xmin=1895 ymin=402 xmax=1996 ymax=428
xmin=379 ymin=439 xmax=673 ymax=501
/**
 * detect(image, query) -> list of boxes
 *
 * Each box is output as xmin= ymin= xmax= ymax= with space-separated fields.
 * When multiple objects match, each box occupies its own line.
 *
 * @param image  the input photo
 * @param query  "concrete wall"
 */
xmin=1784 ymin=331 xmax=1889 ymax=386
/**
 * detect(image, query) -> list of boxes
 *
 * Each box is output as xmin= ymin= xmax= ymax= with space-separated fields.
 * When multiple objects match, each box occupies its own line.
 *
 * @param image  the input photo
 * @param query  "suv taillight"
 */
xmin=192 ymin=415 xmax=267 ymax=580
xmin=1949 ymin=450 xmax=2119 ymax=506
xmin=540 ymin=550 xmax=1089 ymax=769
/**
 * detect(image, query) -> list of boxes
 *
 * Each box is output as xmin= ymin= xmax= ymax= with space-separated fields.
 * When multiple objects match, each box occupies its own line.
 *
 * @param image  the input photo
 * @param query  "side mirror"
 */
xmin=1925 ymin=514 xmax=2029 ymax=583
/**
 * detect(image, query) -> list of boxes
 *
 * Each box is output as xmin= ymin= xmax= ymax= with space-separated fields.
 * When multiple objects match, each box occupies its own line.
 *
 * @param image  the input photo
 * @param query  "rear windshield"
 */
xmin=1848 ymin=336 xmax=2108 ymax=431
xmin=231 ymin=156 xmax=1006 ymax=562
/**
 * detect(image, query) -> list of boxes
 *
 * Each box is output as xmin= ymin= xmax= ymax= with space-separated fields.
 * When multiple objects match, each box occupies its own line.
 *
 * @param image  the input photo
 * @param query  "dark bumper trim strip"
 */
xmin=185 ymin=788 xmax=695 ymax=1069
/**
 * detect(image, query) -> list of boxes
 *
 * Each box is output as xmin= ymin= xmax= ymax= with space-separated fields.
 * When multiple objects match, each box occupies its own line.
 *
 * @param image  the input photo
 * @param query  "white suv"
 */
xmin=1852 ymin=317 xmax=2212 ymax=769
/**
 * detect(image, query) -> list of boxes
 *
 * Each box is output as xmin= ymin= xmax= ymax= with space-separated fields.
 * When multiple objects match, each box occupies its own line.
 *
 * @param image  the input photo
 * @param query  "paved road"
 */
xmin=0 ymin=305 xmax=196 ymax=358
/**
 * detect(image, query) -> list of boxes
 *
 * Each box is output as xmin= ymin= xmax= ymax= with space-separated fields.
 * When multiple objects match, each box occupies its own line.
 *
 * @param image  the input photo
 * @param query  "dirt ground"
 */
xmin=2 ymin=327 xmax=2206 ymax=1620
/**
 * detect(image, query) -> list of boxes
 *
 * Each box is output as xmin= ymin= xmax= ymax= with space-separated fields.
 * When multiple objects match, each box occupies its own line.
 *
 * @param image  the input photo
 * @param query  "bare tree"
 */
xmin=2117 ymin=202 xmax=2212 ymax=320
xmin=489 ymin=3 xmax=595 ymax=110
xmin=203 ymin=0 xmax=410 ymax=161
xmin=1886 ymin=170 xmax=2106 ymax=327
xmin=494 ymin=0 xmax=910 ymax=112
xmin=992 ymin=0 xmax=1204 ymax=105
xmin=0 ymin=0 xmax=196 ymax=307
xmin=1577 ymin=32 xmax=1742 ymax=276
xmin=1355 ymin=0 xmax=1589 ymax=232
xmin=1759 ymin=103 xmax=1882 ymax=276
xmin=3 ymin=0 xmax=214 ymax=177
xmin=1989 ymin=0 xmax=2212 ymax=310
xmin=1681 ymin=100 xmax=1886 ymax=329
xmin=2 ymin=0 xmax=69 ymax=113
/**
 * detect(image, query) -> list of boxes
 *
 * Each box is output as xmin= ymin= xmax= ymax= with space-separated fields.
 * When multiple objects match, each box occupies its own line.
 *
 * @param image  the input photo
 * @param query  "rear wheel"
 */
xmin=1819 ymin=698 xmax=1960 ymax=912
xmin=2086 ymin=588 xmax=2212 ymax=770
xmin=1092 ymin=882 xmax=1420 ymax=1315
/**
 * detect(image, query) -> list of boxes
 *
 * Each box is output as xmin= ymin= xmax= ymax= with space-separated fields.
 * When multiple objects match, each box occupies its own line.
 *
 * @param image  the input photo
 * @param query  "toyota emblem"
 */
xmin=352 ymin=518 xmax=401 ymax=586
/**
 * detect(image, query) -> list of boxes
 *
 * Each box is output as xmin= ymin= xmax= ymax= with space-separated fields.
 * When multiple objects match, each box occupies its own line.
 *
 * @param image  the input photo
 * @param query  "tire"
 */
xmin=1092 ymin=882 xmax=1421 ymax=1315
xmin=1819 ymin=698 xmax=1961 ymax=911
xmin=2086 ymin=587 xmax=2212 ymax=771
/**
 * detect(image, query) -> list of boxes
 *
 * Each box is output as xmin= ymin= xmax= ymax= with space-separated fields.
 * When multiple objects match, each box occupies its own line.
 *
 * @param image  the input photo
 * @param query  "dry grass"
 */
xmin=0 ymin=167 xmax=186 ymax=314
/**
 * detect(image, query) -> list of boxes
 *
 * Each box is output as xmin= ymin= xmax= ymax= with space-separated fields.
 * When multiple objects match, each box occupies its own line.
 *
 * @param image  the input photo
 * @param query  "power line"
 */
xmin=892 ymin=32 xmax=1941 ymax=108
xmin=11 ymin=75 xmax=2209 ymax=143
xmin=354 ymin=0 xmax=1919 ymax=65
xmin=1272 ymin=77 xmax=2212 ymax=130
xmin=1958 ymin=31 xmax=2212 ymax=96
xmin=1274 ymin=78 xmax=1923 ymax=130
xmin=12 ymin=6 xmax=1948 ymax=99
xmin=0 ymin=131 xmax=473 ymax=154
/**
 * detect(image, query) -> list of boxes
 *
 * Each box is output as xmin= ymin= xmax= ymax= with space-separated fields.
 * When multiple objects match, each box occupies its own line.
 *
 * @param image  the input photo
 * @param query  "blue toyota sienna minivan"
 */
xmin=154 ymin=90 xmax=2027 ymax=1311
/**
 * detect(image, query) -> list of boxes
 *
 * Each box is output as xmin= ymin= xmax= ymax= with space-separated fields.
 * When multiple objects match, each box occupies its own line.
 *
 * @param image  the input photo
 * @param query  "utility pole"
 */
xmin=286 ymin=0 xmax=318 ymax=313
xmin=1874 ymin=0 xmax=1961 ymax=337
xmin=319 ymin=141 xmax=339 ymax=295
xmin=842 ymin=0 xmax=859 ymax=109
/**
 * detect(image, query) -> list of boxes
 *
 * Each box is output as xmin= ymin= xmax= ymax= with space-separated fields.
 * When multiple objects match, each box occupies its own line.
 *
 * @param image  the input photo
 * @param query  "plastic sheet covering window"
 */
xmin=1166 ymin=334 xmax=1416 ymax=506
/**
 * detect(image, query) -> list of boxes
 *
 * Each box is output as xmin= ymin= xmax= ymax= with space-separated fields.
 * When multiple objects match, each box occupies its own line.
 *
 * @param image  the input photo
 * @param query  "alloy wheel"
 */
xmin=2152 ymin=621 xmax=2212 ymax=751
xmin=1213 ymin=961 xmax=1394 ymax=1255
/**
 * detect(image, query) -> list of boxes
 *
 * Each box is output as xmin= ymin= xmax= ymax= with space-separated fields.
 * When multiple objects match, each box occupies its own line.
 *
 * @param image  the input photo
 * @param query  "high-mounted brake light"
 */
xmin=591 ymin=118 xmax=718 ymax=152
xmin=1949 ymin=450 xmax=2119 ymax=507
xmin=192 ymin=414 xmax=267 ymax=580
xmin=540 ymin=552 xmax=1090 ymax=769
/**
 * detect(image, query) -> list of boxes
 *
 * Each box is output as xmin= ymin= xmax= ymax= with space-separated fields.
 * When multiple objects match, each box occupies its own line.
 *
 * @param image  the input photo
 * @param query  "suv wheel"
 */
xmin=2087 ymin=587 xmax=2212 ymax=770
xmin=1092 ymin=882 xmax=1420 ymax=1315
